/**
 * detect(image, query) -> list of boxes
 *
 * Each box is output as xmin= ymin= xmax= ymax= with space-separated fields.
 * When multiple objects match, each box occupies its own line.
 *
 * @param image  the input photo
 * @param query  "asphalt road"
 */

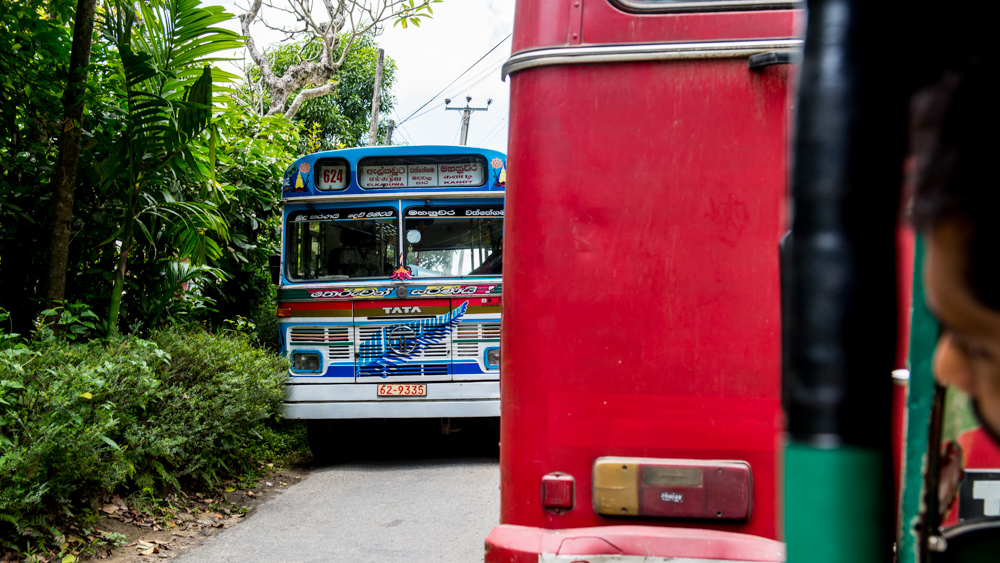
xmin=174 ymin=419 xmax=500 ymax=563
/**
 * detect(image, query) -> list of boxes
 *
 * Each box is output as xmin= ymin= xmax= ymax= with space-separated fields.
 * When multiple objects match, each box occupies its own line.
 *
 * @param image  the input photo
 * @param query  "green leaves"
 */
xmin=393 ymin=0 xmax=442 ymax=28
xmin=1 ymin=0 xmax=287 ymax=337
xmin=36 ymin=302 xmax=101 ymax=342
xmin=140 ymin=199 xmax=230 ymax=263
xmin=178 ymin=67 xmax=212 ymax=135
xmin=0 ymin=328 xmax=290 ymax=556
xmin=100 ymin=0 xmax=242 ymax=188
xmin=97 ymin=0 xmax=243 ymax=333
xmin=102 ymin=0 xmax=234 ymax=185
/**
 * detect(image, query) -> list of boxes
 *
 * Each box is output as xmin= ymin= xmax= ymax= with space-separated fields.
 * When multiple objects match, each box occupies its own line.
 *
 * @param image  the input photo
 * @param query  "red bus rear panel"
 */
xmin=491 ymin=1 xmax=800 ymax=559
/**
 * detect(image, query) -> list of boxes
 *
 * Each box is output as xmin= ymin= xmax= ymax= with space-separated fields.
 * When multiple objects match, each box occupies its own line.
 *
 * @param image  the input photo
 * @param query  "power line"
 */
xmin=478 ymin=110 xmax=509 ymax=146
xmin=395 ymin=124 xmax=414 ymax=145
xmin=481 ymin=112 xmax=509 ymax=148
xmin=404 ymin=101 xmax=447 ymax=124
xmin=389 ymin=109 xmax=415 ymax=145
xmin=447 ymin=59 xmax=506 ymax=100
xmin=396 ymin=32 xmax=512 ymax=126
xmin=483 ymin=125 xmax=507 ymax=148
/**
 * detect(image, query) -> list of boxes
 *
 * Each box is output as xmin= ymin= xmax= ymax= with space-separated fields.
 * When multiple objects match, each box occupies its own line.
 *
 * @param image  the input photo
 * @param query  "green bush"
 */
xmin=0 ymin=326 xmax=291 ymax=554
xmin=250 ymin=285 xmax=281 ymax=351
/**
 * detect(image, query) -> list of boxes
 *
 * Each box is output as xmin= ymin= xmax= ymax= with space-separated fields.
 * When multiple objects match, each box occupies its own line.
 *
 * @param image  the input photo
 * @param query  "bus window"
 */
xmin=286 ymin=209 xmax=398 ymax=281
xmin=403 ymin=206 xmax=503 ymax=277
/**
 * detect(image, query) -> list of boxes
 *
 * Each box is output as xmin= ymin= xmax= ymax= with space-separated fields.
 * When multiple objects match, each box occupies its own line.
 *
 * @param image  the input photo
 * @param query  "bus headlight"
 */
xmin=292 ymin=351 xmax=322 ymax=372
xmin=486 ymin=347 xmax=500 ymax=369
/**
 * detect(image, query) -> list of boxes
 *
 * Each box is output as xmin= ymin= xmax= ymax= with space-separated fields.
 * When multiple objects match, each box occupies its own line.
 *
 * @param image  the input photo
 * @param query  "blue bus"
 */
xmin=274 ymin=145 xmax=506 ymax=459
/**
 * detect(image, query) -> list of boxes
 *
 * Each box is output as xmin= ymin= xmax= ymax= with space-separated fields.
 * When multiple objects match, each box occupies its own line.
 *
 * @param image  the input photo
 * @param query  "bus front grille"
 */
xmin=356 ymin=325 xmax=453 ymax=362
xmin=357 ymin=363 xmax=450 ymax=378
xmin=454 ymin=322 xmax=501 ymax=357
xmin=289 ymin=326 xmax=353 ymax=361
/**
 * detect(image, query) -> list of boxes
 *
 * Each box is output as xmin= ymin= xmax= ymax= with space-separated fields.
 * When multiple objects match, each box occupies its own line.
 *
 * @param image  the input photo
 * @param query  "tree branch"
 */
xmin=284 ymin=80 xmax=339 ymax=119
xmin=239 ymin=0 xmax=272 ymax=85
xmin=242 ymin=0 xmax=422 ymax=120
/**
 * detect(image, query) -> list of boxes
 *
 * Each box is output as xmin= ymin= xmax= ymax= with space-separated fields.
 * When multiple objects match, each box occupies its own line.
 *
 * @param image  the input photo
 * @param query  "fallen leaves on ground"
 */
xmin=132 ymin=538 xmax=173 ymax=556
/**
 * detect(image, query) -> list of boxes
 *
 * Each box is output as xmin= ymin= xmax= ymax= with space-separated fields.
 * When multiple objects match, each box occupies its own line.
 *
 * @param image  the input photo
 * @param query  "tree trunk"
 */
xmin=45 ymin=0 xmax=98 ymax=309
xmin=367 ymin=48 xmax=384 ymax=146
xmin=107 ymin=217 xmax=135 ymax=335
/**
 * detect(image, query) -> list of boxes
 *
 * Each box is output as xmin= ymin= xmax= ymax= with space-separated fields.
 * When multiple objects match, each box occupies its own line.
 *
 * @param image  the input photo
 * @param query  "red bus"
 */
xmin=486 ymin=1 xmax=800 ymax=561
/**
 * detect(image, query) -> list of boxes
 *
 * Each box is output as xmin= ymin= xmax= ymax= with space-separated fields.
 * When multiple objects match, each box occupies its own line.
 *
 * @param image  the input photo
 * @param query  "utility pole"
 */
xmin=385 ymin=119 xmax=395 ymax=145
xmin=445 ymin=96 xmax=491 ymax=145
xmin=367 ymin=48 xmax=385 ymax=147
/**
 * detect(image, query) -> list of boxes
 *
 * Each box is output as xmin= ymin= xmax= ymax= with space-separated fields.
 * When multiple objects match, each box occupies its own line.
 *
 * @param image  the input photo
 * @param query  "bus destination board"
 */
xmin=316 ymin=163 xmax=348 ymax=191
xmin=359 ymin=161 xmax=485 ymax=188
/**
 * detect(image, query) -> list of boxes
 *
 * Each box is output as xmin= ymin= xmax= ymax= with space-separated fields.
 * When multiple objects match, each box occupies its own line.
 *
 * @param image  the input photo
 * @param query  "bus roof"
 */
xmin=281 ymin=145 xmax=507 ymax=201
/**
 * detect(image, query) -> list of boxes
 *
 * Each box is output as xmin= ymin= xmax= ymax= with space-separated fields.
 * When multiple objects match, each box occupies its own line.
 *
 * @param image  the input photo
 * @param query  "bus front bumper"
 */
xmin=283 ymin=380 xmax=500 ymax=419
xmin=484 ymin=525 xmax=785 ymax=563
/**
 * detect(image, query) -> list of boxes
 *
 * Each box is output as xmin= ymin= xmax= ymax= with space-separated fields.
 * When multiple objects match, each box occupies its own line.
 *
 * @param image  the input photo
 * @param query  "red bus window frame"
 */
xmin=609 ymin=0 xmax=799 ymax=14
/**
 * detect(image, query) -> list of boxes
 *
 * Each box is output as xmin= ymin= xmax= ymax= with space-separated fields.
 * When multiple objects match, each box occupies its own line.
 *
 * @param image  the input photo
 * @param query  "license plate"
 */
xmin=377 ymin=384 xmax=427 ymax=397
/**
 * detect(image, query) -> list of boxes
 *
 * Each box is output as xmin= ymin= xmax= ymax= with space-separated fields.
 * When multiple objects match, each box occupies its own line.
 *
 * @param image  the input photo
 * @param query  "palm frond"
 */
xmin=138 ymin=200 xmax=230 ymax=264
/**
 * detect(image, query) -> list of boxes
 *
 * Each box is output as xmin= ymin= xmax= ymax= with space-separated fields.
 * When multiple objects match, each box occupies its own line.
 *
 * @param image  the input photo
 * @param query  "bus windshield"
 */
xmin=286 ymin=209 xmax=398 ymax=281
xmin=403 ymin=206 xmax=503 ymax=277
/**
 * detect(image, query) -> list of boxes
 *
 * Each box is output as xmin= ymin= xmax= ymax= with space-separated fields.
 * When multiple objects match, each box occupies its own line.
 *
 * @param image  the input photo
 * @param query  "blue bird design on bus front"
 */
xmin=358 ymin=301 xmax=468 ymax=377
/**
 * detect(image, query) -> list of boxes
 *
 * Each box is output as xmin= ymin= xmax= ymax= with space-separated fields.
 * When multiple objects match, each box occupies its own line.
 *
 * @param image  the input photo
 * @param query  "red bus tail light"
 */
xmin=541 ymin=473 xmax=575 ymax=512
xmin=277 ymin=307 xmax=292 ymax=318
xmin=593 ymin=457 xmax=752 ymax=520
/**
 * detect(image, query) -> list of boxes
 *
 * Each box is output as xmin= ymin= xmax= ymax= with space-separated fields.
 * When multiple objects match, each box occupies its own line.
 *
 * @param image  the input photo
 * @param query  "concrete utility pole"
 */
xmin=385 ymin=119 xmax=395 ymax=145
xmin=445 ymin=96 xmax=491 ymax=145
xmin=367 ymin=48 xmax=385 ymax=147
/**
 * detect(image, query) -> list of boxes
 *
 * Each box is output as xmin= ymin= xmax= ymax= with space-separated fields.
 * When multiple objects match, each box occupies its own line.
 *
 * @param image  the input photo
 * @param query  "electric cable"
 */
xmin=446 ymin=59 xmax=506 ymax=100
xmin=480 ymin=112 xmax=509 ymax=147
xmin=396 ymin=32 xmax=512 ymax=126
xmin=478 ymin=110 xmax=508 ymax=145
xmin=395 ymin=124 xmax=414 ymax=145
xmin=404 ymin=101 xmax=447 ymax=124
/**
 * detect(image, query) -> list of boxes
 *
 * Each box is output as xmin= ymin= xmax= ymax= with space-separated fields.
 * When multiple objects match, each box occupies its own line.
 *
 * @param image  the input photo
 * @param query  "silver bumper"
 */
xmin=283 ymin=380 xmax=500 ymax=419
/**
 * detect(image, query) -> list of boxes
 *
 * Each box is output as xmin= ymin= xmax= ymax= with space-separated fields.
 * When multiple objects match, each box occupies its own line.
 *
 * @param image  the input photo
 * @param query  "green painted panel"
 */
xmin=785 ymin=443 xmax=887 ymax=563
xmin=898 ymin=235 xmax=939 ymax=563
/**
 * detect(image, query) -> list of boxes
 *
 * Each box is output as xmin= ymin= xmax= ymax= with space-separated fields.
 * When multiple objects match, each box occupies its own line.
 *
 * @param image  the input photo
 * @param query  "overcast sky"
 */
xmin=212 ymin=0 xmax=515 ymax=154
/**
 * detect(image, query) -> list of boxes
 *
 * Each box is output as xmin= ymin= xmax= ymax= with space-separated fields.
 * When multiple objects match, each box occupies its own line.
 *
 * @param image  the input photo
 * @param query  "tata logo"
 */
xmin=382 ymin=306 xmax=422 ymax=314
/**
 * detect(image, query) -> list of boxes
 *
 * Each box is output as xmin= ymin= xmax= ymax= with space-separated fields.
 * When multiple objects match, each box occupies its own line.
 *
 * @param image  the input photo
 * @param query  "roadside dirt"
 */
xmin=78 ymin=463 xmax=311 ymax=562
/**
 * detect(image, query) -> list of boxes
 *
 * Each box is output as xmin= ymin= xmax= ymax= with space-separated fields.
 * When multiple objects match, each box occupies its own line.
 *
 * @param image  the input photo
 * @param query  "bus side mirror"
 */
xmin=268 ymin=254 xmax=281 ymax=285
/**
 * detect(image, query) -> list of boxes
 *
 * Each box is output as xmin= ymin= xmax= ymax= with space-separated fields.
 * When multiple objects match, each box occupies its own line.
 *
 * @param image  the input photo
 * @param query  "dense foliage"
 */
xmin=0 ymin=0 xmax=397 ymax=337
xmin=0 ymin=0 xmax=405 ymax=558
xmin=0 ymin=320 xmax=293 ymax=556
xmin=0 ymin=0 xmax=78 ymax=336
